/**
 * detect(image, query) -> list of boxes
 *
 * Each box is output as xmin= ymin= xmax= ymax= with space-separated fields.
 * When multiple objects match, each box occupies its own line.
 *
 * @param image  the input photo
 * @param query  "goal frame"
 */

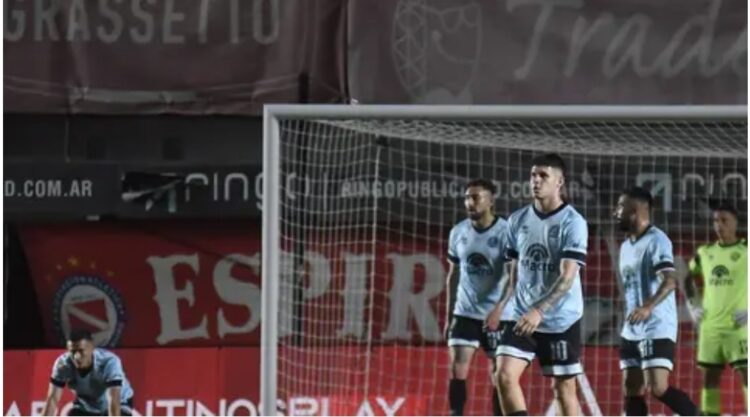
xmin=260 ymin=104 xmax=746 ymax=416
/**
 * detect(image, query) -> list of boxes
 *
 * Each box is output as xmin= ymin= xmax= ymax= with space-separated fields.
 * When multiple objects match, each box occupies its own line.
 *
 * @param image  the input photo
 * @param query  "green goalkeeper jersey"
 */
xmin=689 ymin=239 xmax=747 ymax=330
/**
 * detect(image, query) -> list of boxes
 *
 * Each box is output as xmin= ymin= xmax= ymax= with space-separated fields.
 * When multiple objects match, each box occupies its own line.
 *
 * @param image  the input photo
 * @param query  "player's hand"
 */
xmin=514 ymin=308 xmax=543 ymax=336
xmin=734 ymin=309 xmax=748 ymax=327
xmin=443 ymin=320 xmax=451 ymax=340
xmin=628 ymin=305 xmax=653 ymax=324
xmin=485 ymin=306 xmax=503 ymax=331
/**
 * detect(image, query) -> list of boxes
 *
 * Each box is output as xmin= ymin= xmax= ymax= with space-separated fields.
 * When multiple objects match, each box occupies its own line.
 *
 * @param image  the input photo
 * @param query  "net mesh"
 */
xmin=271 ymin=115 xmax=747 ymax=416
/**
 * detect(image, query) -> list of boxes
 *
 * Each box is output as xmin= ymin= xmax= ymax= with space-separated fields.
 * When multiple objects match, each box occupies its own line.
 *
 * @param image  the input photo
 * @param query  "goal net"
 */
xmin=262 ymin=105 xmax=747 ymax=416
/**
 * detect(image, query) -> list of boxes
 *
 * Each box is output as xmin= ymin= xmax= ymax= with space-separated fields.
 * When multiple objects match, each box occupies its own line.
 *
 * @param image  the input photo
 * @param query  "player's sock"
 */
xmin=655 ymin=386 xmax=698 ymax=416
xmin=449 ymin=378 xmax=466 ymax=416
xmin=491 ymin=386 xmax=503 ymax=416
xmin=507 ymin=411 xmax=528 ymax=416
xmin=624 ymin=395 xmax=648 ymax=415
xmin=700 ymin=388 xmax=721 ymax=415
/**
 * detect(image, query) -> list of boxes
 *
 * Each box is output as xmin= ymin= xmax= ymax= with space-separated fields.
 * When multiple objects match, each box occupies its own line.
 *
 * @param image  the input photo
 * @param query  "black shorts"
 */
xmin=447 ymin=315 xmax=509 ymax=358
xmin=619 ymin=337 xmax=675 ymax=371
xmin=496 ymin=320 xmax=582 ymax=377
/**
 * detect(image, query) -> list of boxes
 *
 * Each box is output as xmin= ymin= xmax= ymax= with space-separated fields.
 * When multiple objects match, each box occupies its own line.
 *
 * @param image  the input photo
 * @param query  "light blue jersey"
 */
xmin=619 ymin=225 xmax=678 ymax=342
xmin=448 ymin=217 xmax=514 ymax=320
xmin=506 ymin=203 xmax=588 ymax=333
xmin=51 ymin=348 xmax=134 ymax=414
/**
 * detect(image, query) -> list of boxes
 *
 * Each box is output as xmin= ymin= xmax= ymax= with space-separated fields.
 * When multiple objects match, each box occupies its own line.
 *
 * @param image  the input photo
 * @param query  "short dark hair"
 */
xmin=531 ymin=153 xmax=566 ymax=177
xmin=466 ymin=178 xmax=497 ymax=195
xmin=622 ymin=186 xmax=653 ymax=209
xmin=68 ymin=329 xmax=93 ymax=343
xmin=710 ymin=200 xmax=738 ymax=218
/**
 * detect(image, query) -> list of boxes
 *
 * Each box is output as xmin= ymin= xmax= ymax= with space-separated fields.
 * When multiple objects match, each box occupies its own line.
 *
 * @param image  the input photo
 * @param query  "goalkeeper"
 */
xmin=685 ymin=202 xmax=747 ymax=415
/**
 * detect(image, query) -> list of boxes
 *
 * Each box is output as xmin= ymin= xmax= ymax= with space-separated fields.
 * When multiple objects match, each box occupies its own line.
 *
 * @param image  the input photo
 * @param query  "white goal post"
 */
xmin=262 ymin=105 xmax=747 ymax=416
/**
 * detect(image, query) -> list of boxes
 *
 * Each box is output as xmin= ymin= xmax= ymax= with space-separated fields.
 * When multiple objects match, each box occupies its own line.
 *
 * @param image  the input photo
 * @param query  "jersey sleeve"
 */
xmin=102 ymin=356 xmax=125 ymax=387
xmin=50 ymin=354 xmax=72 ymax=388
xmin=561 ymin=214 xmax=588 ymax=265
xmin=650 ymin=232 xmax=676 ymax=273
xmin=447 ymin=226 xmax=460 ymax=264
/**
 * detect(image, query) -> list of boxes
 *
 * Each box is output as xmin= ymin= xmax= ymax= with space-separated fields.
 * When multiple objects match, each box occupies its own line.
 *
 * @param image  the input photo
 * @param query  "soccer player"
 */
xmin=613 ymin=186 xmax=698 ymax=416
xmin=42 ymin=330 xmax=135 ymax=416
xmin=446 ymin=178 xmax=513 ymax=416
xmin=495 ymin=153 xmax=588 ymax=416
xmin=685 ymin=202 xmax=747 ymax=415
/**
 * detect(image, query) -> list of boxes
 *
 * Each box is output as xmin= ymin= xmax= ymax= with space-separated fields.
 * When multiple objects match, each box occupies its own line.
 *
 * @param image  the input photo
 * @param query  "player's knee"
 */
xmin=553 ymin=376 xmax=577 ymax=399
xmin=496 ymin=366 xmax=520 ymax=389
xmin=649 ymin=381 xmax=669 ymax=398
xmin=451 ymin=362 xmax=471 ymax=379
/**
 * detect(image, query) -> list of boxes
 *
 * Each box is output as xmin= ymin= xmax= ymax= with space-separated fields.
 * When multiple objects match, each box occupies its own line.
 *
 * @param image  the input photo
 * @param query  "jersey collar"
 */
xmin=718 ymin=238 xmax=745 ymax=248
xmin=472 ymin=215 xmax=500 ymax=234
xmin=629 ymin=224 xmax=653 ymax=244
xmin=532 ymin=202 xmax=568 ymax=220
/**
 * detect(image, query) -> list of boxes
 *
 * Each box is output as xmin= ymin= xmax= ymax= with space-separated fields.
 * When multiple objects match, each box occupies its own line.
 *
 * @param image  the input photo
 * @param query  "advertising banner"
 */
xmin=4 ymin=0 xmax=346 ymax=114
xmin=4 ymin=347 xmax=746 ymax=416
xmin=348 ymin=0 xmax=747 ymax=105
xmin=20 ymin=223 xmax=706 ymax=348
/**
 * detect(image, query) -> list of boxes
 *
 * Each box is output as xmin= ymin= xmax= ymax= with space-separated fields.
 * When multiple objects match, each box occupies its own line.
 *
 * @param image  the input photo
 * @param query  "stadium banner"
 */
xmin=3 ymin=346 xmax=745 ymax=416
xmin=6 ymin=153 xmax=746 ymax=225
xmin=348 ymin=0 xmax=747 ymax=104
xmin=300 ymin=149 xmax=747 ymax=228
xmin=5 ymin=162 xmax=262 ymax=218
xmin=4 ymin=0 xmax=346 ymax=114
xmin=4 ymin=162 xmax=121 ymax=216
xmin=117 ymin=165 xmax=263 ymax=218
xmin=20 ymin=223 xmax=702 ymax=348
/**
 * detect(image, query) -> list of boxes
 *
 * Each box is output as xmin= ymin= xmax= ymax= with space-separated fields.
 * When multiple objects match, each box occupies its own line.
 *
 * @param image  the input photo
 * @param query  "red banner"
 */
xmin=4 ymin=0 xmax=346 ymax=114
xmin=21 ymin=222 xmax=266 ymax=347
xmin=4 ymin=347 xmax=745 ymax=416
xmin=19 ymin=223 xmax=707 ymax=348
xmin=20 ymin=221 xmax=459 ymax=347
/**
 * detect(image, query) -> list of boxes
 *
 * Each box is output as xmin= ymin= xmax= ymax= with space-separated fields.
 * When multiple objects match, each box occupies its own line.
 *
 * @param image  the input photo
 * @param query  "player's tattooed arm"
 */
xmin=644 ymin=269 xmax=678 ymax=309
xmin=497 ymin=260 xmax=516 ymax=309
xmin=532 ymin=259 xmax=579 ymax=313
xmin=629 ymin=269 xmax=678 ymax=323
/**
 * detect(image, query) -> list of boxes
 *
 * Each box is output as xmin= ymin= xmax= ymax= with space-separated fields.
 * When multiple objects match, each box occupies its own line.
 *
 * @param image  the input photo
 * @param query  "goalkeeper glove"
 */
xmin=734 ymin=309 xmax=747 ymax=327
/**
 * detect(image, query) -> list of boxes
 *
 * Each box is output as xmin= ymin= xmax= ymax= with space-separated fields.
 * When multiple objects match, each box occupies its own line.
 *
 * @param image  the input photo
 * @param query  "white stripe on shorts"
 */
xmin=448 ymin=338 xmax=480 ymax=348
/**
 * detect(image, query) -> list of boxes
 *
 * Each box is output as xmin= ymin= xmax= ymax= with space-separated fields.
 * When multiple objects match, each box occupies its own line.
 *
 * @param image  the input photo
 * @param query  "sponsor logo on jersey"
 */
xmin=466 ymin=253 xmax=494 ymax=276
xmin=521 ymin=243 xmax=556 ymax=272
xmin=709 ymin=265 xmax=733 ymax=286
